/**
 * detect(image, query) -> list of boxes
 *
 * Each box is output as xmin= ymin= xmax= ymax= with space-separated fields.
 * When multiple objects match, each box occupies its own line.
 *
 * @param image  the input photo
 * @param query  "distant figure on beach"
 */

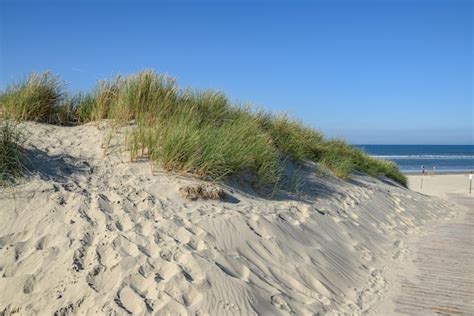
xmin=433 ymin=166 xmax=436 ymax=174
xmin=470 ymin=171 xmax=473 ymax=194
xmin=421 ymin=165 xmax=425 ymax=175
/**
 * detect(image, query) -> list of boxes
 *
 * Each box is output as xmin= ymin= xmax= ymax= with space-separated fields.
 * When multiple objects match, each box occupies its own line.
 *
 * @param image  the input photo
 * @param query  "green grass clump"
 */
xmin=0 ymin=69 xmax=407 ymax=186
xmin=74 ymin=92 xmax=96 ymax=124
xmin=255 ymin=112 xmax=324 ymax=162
xmin=90 ymin=78 xmax=122 ymax=122
xmin=0 ymin=72 xmax=65 ymax=123
xmin=128 ymin=92 xmax=279 ymax=185
xmin=0 ymin=121 xmax=25 ymax=185
xmin=318 ymin=139 xmax=407 ymax=186
xmin=110 ymin=71 xmax=178 ymax=123
xmin=178 ymin=90 xmax=234 ymax=124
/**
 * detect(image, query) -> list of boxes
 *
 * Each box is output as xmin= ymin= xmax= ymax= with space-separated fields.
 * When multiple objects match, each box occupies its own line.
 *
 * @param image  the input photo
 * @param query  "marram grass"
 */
xmin=128 ymin=110 xmax=280 ymax=185
xmin=0 ymin=72 xmax=64 ymax=123
xmin=0 ymin=70 xmax=407 ymax=187
xmin=0 ymin=121 xmax=25 ymax=186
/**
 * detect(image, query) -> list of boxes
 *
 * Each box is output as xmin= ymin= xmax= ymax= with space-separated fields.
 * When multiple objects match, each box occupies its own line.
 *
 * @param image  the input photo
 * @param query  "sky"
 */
xmin=0 ymin=0 xmax=472 ymax=144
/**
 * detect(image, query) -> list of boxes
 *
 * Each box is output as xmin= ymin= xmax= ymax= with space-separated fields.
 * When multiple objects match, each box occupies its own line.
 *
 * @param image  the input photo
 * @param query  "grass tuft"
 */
xmin=318 ymin=139 xmax=407 ymax=185
xmin=128 ymin=109 xmax=279 ymax=185
xmin=90 ymin=77 xmax=122 ymax=122
xmin=111 ymin=70 xmax=178 ymax=123
xmin=255 ymin=112 xmax=324 ymax=162
xmin=0 ymin=121 xmax=25 ymax=185
xmin=0 ymin=72 xmax=65 ymax=123
xmin=74 ymin=92 xmax=96 ymax=124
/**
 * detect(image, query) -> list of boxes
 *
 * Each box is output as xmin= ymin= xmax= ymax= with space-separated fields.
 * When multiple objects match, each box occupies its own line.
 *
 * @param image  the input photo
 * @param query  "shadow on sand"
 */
xmin=21 ymin=146 xmax=395 ymax=205
xmin=23 ymin=147 xmax=93 ymax=183
xmin=221 ymin=161 xmax=345 ymax=204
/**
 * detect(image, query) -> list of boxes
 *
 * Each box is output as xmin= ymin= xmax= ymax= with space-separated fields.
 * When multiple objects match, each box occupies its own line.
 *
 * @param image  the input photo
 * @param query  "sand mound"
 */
xmin=0 ymin=122 xmax=457 ymax=315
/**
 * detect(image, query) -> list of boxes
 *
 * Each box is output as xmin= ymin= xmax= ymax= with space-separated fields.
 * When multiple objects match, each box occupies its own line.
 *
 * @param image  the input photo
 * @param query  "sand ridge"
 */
xmin=0 ymin=122 xmax=459 ymax=315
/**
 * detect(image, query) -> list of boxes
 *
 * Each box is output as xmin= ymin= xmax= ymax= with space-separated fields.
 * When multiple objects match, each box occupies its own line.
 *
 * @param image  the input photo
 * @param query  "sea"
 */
xmin=356 ymin=145 xmax=474 ymax=174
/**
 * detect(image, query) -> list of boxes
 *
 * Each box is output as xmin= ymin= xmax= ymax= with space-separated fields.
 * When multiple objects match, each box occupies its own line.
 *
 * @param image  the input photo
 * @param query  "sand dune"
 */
xmin=0 ymin=122 xmax=460 ymax=315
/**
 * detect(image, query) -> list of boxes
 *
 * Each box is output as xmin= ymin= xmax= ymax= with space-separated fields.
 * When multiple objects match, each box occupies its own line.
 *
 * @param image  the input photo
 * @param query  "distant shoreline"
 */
xmin=406 ymin=173 xmax=473 ymax=198
xmin=403 ymin=171 xmax=472 ymax=175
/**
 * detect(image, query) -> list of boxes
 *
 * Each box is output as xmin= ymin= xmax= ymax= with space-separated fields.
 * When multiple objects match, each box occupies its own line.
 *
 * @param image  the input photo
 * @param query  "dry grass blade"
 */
xmin=179 ymin=184 xmax=225 ymax=200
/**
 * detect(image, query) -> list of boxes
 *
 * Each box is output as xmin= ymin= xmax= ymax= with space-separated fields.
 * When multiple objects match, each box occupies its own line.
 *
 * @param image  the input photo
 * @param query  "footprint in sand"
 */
xmin=247 ymin=216 xmax=273 ymax=239
xmin=22 ymin=274 xmax=36 ymax=294
xmin=271 ymin=294 xmax=294 ymax=313
xmin=115 ymin=286 xmax=149 ymax=314
xmin=392 ymin=195 xmax=407 ymax=213
xmin=186 ymin=237 xmax=208 ymax=251
xmin=288 ymin=204 xmax=311 ymax=224
xmin=72 ymin=232 xmax=93 ymax=272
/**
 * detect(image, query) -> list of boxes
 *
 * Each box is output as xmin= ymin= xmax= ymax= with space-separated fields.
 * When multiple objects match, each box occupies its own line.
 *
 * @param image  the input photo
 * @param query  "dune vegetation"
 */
xmin=0 ymin=72 xmax=65 ymax=123
xmin=0 ymin=70 xmax=407 ymax=187
xmin=0 ymin=121 xmax=25 ymax=186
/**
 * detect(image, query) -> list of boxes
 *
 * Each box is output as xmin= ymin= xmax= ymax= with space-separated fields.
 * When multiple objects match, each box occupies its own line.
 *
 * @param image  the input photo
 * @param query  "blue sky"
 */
xmin=1 ymin=0 xmax=472 ymax=144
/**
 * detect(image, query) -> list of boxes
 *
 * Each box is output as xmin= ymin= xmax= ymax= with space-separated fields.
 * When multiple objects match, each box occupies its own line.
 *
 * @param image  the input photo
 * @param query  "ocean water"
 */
xmin=356 ymin=145 xmax=474 ymax=173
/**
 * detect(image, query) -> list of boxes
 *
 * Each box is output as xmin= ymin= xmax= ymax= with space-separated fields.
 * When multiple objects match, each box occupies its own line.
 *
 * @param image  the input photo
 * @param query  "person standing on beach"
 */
xmin=470 ymin=171 xmax=472 ymax=194
xmin=420 ymin=165 xmax=425 ymax=189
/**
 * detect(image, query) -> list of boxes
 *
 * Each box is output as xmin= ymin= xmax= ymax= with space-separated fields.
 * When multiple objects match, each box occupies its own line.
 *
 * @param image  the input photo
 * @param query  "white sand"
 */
xmin=407 ymin=173 xmax=474 ymax=198
xmin=0 ymin=123 xmax=462 ymax=315
xmin=371 ymin=175 xmax=474 ymax=314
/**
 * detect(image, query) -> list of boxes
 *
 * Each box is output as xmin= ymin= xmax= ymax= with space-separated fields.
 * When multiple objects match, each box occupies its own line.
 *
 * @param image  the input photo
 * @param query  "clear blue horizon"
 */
xmin=1 ymin=0 xmax=472 ymax=144
xmin=355 ymin=144 xmax=474 ymax=173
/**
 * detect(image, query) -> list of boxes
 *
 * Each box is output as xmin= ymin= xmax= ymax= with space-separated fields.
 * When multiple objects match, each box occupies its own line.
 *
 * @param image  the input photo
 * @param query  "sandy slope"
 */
xmin=371 ymin=174 xmax=474 ymax=315
xmin=0 ymin=123 xmax=459 ymax=315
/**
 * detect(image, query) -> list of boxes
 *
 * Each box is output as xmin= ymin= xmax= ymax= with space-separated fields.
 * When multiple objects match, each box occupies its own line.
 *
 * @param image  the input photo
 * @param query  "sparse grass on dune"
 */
xmin=90 ymin=78 xmax=122 ymax=122
xmin=74 ymin=92 xmax=96 ymax=124
xmin=0 ymin=69 xmax=407 ymax=187
xmin=0 ymin=72 xmax=65 ymax=123
xmin=318 ymin=139 xmax=407 ymax=186
xmin=0 ymin=121 xmax=25 ymax=186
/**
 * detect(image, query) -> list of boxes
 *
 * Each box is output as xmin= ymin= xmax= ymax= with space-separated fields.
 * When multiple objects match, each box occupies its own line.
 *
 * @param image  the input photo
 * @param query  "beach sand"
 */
xmin=0 ymin=122 xmax=467 ymax=315
xmin=407 ymin=173 xmax=473 ymax=198
xmin=371 ymin=174 xmax=474 ymax=314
